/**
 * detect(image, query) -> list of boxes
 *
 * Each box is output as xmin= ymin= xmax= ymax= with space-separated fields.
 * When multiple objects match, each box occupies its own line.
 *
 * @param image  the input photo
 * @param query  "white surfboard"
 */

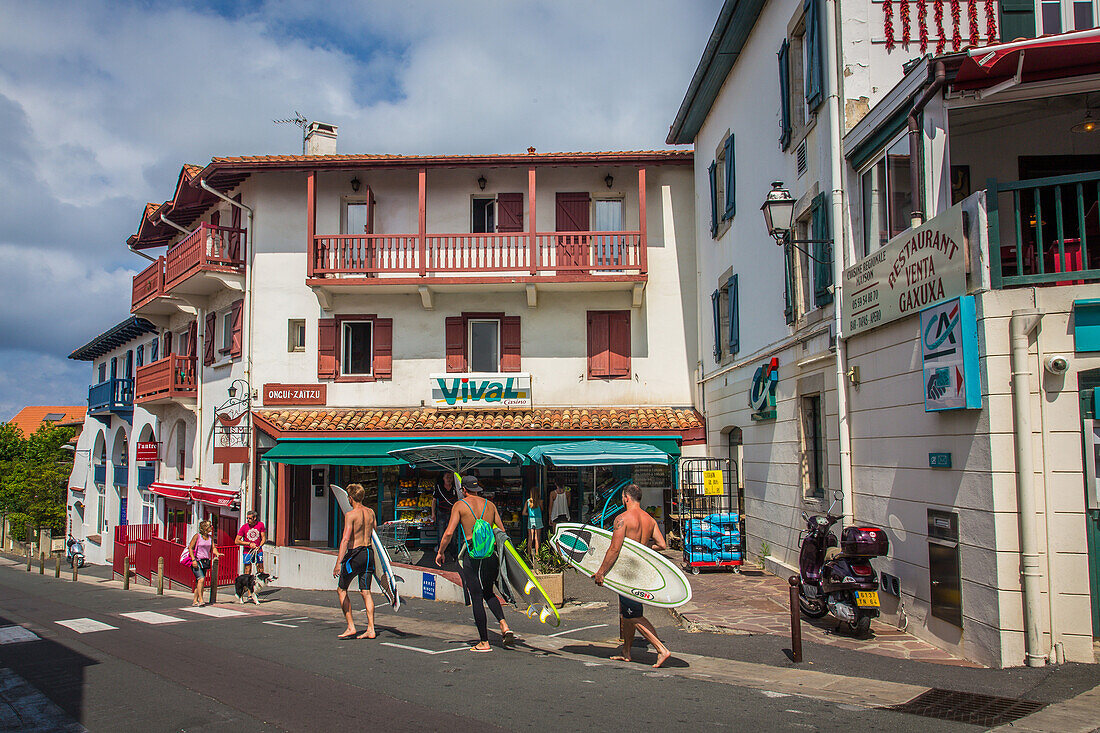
xmin=330 ymin=484 xmax=401 ymax=611
xmin=551 ymin=522 xmax=692 ymax=608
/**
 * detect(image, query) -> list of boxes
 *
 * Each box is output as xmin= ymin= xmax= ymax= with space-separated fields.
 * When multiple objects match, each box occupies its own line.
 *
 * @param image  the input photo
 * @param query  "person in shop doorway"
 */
xmin=432 ymin=470 xmax=459 ymax=563
xmin=333 ymin=483 xmax=377 ymax=640
xmin=236 ymin=510 xmax=267 ymax=578
xmin=522 ymin=486 xmax=544 ymax=561
xmin=593 ymin=484 xmax=672 ymax=669
xmin=435 ymin=475 xmax=513 ymax=652
xmin=187 ymin=520 xmax=220 ymax=607
xmin=548 ymin=481 xmax=571 ymax=534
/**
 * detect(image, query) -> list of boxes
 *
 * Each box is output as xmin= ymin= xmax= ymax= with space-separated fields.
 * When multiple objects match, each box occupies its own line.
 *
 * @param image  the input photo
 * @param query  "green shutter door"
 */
xmin=999 ymin=0 xmax=1036 ymax=41
xmin=724 ymin=136 xmax=736 ymax=220
xmin=812 ymin=193 xmax=833 ymax=306
xmin=708 ymin=162 xmax=718 ymax=238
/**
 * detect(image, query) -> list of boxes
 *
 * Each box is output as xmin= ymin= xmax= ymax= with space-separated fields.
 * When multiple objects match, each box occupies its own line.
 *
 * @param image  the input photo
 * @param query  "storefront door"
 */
xmin=1080 ymin=370 xmax=1100 ymax=638
xmin=290 ymin=465 xmax=311 ymax=544
xmin=165 ymin=500 xmax=189 ymax=543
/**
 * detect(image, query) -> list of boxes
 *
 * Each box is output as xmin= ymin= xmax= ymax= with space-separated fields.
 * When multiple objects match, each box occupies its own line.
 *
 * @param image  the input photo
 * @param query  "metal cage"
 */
xmin=677 ymin=457 xmax=744 ymax=573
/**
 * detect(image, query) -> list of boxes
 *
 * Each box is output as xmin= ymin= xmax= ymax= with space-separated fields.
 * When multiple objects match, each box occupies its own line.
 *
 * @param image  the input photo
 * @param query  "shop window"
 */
xmin=801 ymin=394 xmax=826 ymax=499
xmin=861 ymin=133 xmax=914 ymax=257
xmin=587 ymin=310 xmax=631 ymax=379
xmin=445 ymin=313 xmax=520 ymax=373
xmin=317 ymin=315 xmax=393 ymax=381
xmin=288 ymin=319 xmax=306 ymax=352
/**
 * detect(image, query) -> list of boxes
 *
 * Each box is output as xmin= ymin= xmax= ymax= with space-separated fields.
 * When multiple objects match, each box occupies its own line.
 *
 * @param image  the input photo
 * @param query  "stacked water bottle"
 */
xmin=684 ymin=511 xmax=742 ymax=564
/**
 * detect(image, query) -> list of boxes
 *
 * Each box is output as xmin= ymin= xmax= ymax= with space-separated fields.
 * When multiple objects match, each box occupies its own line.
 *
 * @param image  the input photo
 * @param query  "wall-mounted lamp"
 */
xmin=350 ymin=176 xmax=361 ymax=192
xmin=477 ymin=175 xmax=487 ymax=191
xmin=760 ymin=181 xmax=831 ymax=263
xmin=605 ymin=173 xmax=614 ymax=189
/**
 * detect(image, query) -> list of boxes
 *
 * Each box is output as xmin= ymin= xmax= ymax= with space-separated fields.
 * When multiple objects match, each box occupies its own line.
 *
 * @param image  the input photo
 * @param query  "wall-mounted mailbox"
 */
xmin=927 ymin=509 xmax=962 ymax=628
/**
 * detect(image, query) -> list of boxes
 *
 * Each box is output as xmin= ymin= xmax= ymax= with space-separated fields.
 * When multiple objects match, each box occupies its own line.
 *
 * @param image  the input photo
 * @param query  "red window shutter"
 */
xmin=445 ymin=316 xmax=467 ymax=372
xmin=229 ymin=194 xmax=242 ymax=260
xmin=496 ymin=193 xmax=523 ymax=232
xmin=608 ymin=311 xmax=631 ymax=378
xmin=317 ymin=318 xmax=337 ymax=379
xmin=587 ymin=311 xmax=610 ymax=379
xmin=187 ymin=320 xmax=198 ymax=357
xmin=230 ymin=298 xmax=244 ymax=358
xmin=500 ymin=316 xmax=521 ymax=372
xmin=373 ymin=318 xmax=393 ymax=379
xmin=164 ymin=331 xmax=173 ymax=357
xmin=203 ymin=312 xmax=216 ymax=366
xmin=210 ymin=210 xmax=220 ymax=227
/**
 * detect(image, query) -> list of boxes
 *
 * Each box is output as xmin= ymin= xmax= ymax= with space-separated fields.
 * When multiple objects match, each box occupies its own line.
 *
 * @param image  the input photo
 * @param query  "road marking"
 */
xmin=181 ymin=606 xmax=247 ymax=618
xmin=120 ymin=611 xmax=184 ymax=625
xmin=56 ymin=618 xmax=117 ymax=634
xmin=262 ymin=616 xmax=309 ymax=628
xmin=547 ymin=623 xmax=606 ymax=638
xmin=0 ymin=625 xmax=39 ymax=644
xmin=380 ymin=642 xmax=467 ymax=655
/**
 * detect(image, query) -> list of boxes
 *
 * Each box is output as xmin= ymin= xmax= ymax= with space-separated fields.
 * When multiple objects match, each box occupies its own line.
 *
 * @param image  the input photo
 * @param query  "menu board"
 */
xmin=633 ymin=464 xmax=670 ymax=488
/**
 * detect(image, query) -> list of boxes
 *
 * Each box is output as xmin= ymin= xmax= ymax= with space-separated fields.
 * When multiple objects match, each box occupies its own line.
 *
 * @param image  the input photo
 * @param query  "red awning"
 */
xmin=148 ymin=482 xmax=191 ymax=501
xmin=189 ymin=486 xmax=238 ymax=508
xmin=953 ymin=30 xmax=1100 ymax=90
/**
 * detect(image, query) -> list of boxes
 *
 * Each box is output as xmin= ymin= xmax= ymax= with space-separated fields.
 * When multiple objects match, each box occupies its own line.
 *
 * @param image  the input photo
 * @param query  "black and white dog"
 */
xmin=233 ymin=572 xmax=270 ymax=604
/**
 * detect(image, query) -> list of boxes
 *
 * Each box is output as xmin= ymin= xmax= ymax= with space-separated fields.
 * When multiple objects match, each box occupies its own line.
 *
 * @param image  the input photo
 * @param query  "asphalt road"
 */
xmin=0 ymin=562 xmax=1088 ymax=732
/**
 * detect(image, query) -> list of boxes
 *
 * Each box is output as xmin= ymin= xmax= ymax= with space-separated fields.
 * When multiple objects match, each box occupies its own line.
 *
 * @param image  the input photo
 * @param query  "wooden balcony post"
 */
xmin=418 ymin=167 xmax=427 ymax=276
xmin=306 ymin=171 xmax=316 ymax=278
xmin=638 ymin=167 xmax=648 ymax=275
xmin=529 ymin=166 xmax=537 ymax=274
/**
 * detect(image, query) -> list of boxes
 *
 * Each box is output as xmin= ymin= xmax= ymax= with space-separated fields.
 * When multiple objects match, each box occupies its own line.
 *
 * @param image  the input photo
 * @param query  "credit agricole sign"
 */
xmin=430 ymin=373 xmax=532 ymax=409
xmin=842 ymin=201 xmax=967 ymax=337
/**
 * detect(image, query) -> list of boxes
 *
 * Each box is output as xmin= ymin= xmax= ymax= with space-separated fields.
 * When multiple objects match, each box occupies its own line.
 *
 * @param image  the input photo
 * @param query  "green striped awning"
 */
xmin=527 ymin=440 xmax=672 ymax=467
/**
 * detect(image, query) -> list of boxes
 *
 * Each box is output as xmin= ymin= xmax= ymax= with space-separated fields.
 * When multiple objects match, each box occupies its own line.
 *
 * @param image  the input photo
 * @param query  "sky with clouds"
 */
xmin=0 ymin=0 xmax=720 ymax=422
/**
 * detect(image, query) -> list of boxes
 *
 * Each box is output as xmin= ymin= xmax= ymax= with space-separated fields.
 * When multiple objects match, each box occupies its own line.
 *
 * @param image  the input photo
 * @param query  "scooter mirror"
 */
xmin=801 ymin=512 xmax=809 ymax=522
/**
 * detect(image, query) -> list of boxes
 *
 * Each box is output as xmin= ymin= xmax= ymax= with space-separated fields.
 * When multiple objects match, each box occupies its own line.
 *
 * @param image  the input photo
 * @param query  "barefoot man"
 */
xmin=332 ymin=483 xmax=376 ymax=640
xmin=593 ymin=484 xmax=672 ymax=668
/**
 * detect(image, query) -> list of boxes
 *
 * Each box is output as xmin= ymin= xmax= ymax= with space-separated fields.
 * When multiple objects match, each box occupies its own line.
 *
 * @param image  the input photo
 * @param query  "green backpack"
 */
xmin=460 ymin=498 xmax=496 ymax=559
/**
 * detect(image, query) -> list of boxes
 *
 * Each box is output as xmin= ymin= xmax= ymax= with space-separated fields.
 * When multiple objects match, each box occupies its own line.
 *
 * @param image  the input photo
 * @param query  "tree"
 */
xmin=0 ymin=422 xmax=73 ymax=536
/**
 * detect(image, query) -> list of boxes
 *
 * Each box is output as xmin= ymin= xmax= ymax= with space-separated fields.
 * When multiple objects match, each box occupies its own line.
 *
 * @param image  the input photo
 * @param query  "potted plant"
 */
xmin=517 ymin=540 xmax=569 ymax=606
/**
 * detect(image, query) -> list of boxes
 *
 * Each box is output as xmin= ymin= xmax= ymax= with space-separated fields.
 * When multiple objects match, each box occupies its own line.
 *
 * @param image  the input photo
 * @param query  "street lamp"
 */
xmin=226 ymin=379 xmax=250 ymax=400
xmin=759 ymin=181 xmax=830 ymax=263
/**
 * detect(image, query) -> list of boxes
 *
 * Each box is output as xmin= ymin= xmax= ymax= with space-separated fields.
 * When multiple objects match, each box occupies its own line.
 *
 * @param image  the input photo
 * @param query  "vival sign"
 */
xmin=430 ymin=373 xmax=532 ymax=409
xmin=920 ymin=296 xmax=981 ymax=411
xmin=842 ymin=201 xmax=967 ymax=337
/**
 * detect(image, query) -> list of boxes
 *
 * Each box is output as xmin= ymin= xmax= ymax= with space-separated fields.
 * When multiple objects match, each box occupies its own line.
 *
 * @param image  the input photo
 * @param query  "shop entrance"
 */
xmin=1079 ymin=369 xmax=1100 ymax=638
xmin=165 ymin=500 xmax=189 ymax=543
xmin=289 ymin=465 xmax=311 ymax=544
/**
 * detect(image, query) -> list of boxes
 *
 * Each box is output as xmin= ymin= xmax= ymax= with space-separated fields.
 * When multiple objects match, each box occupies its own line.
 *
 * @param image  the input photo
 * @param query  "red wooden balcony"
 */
xmin=131 ymin=256 xmax=167 ymax=314
xmin=134 ymin=354 xmax=197 ymax=406
xmin=163 ymin=223 xmax=246 ymax=296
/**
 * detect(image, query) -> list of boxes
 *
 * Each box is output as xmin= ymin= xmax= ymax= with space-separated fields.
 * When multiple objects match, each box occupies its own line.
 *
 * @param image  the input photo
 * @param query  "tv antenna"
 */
xmin=273 ymin=111 xmax=308 ymax=154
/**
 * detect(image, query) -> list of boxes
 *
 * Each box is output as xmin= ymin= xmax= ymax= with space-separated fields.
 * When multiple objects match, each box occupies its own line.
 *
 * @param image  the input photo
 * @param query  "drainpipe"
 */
xmin=201 ymin=179 xmax=255 ymax=514
xmin=128 ymin=246 xmax=157 ymax=263
xmin=824 ymin=0 xmax=854 ymax=524
xmin=1009 ymin=308 xmax=1046 ymax=667
xmin=159 ymin=214 xmax=191 ymax=236
xmin=194 ymin=307 xmax=204 ymax=488
xmin=907 ymin=61 xmax=946 ymax=227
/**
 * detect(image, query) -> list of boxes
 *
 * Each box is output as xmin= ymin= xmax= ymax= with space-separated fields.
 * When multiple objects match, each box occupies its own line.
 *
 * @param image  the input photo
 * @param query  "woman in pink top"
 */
xmin=188 ymin=520 xmax=221 ymax=606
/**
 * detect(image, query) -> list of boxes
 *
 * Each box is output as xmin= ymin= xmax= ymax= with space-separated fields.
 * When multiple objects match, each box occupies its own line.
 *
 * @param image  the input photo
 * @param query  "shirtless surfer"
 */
xmin=593 ymin=483 xmax=672 ymax=668
xmin=332 ymin=483 xmax=377 ymax=639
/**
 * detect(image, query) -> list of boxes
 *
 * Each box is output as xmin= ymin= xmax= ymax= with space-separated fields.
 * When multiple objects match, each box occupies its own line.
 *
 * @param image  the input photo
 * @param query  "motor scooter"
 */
xmin=797 ymin=505 xmax=889 ymax=636
xmin=66 ymin=535 xmax=85 ymax=568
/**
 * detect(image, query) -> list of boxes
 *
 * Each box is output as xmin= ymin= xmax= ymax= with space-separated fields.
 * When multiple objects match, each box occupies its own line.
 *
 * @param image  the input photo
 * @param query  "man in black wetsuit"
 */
xmin=333 ymin=483 xmax=377 ymax=639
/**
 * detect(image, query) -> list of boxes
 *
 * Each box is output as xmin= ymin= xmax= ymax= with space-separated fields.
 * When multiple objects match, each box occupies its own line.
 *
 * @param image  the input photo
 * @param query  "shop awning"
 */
xmin=148 ymin=482 xmax=192 ymax=501
xmin=387 ymin=444 xmax=521 ymax=473
xmin=149 ymin=482 xmax=238 ymax=507
xmin=952 ymin=29 xmax=1100 ymax=91
xmin=527 ymin=440 xmax=672 ymax=467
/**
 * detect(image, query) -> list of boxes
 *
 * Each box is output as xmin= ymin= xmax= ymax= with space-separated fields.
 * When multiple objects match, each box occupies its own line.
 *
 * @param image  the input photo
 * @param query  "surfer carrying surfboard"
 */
xmin=332 ymin=483 xmax=377 ymax=640
xmin=592 ymin=484 xmax=673 ymax=669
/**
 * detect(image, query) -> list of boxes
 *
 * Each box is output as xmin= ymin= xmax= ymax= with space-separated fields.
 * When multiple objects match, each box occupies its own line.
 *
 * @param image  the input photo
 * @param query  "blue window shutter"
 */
xmin=804 ymin=0 xmax=824 ymax=112
xmin=723 ymin=136 xmax=736 ymax=220
xmin=708 ymin=161 xmax=718 ymax=237
xmin=812 ymin=193 xmax=833 ymax=306
xmin=150 ymin=338 xmax=159 ymax=362
xmin=727 ymin=275 xmax=739 ymax=355
xmin=783 ymin=245 xmax=795 ymax=325
xmin=778 ymin=41 xmax=792 ymax=150
xmin=711 ymin=289 xmax=722 ymax=362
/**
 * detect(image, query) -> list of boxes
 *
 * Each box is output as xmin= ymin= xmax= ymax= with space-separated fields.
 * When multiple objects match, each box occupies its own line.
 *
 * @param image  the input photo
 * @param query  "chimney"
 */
xmin=305 ymin=121 xmax=338 ymax=155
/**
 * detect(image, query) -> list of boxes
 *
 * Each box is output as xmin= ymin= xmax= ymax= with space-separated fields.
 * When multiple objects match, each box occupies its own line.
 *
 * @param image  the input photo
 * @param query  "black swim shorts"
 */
xmin=618 ymin=594 xmax=644 ymax=620
xmin=338 ymin=546 xmax=373 ymax=591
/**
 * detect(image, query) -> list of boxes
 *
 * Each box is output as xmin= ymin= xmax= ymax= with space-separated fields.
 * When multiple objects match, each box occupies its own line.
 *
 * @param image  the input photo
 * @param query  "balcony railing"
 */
xmin=88 ymin=377 xmax=134 ymax=415
xmin=131 ymin=257 xmax=166 ymax=312
xmin=163 ymin=223 xmax=246 ymax=291
xmin=113 ymin=465 xmax=129 ymax=487
xmin=93 ymin=464 xmax=106 ymax=485
xmin=137 ymin=466 xmax=155 ymax=491
xmin=309 ymin=231 xmax=645 ymax=280
xmin=134 ymin=354 xmax=197 ymax=404
xmin=989 ymin=170 xmax=1100 ymax=288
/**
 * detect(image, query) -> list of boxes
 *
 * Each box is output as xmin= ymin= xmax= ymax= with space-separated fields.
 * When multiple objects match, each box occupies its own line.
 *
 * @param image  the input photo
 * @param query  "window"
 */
xmin=861 ymin=134 xmax=913 ymax=257
xmin=125 ymin=350 xmax=133 ymax=379
xmin=342 ymin=321 xmax=373 ymax=375
xmin=711 ymin=276 xmax=739 ymax=363
xmin=708 ymin=134 xmax=736 ymax=237
xmin=469 ymin=319 xmax=500 ymax=372
xmin=594 ymin=198 xmax=624 ymax=266
xmin=221 ymin=311 xmax=233 ymax=353
xmin=96 ymin=484 xmax=106 ymax=534
xmin=801 ymin=394 xmax=826 ymax=498
xmin=177 ymin=329 xmax=190 ymax=358
xmin=587 ymin=310 xmax=631 ymax=379
xmin=1038 ymin=0 xmax=1097 ymax=33
xmin=141 ymin=492 xmax=155 ymax=525
xmin=472 ymin=198 xmax=495 ymax=233
xmin=288 ymin=319 xmax=306 ymax=352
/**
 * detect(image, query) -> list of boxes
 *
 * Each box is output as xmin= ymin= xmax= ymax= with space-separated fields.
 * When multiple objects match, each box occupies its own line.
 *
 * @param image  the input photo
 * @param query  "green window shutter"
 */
xmin=711 ymin=289 xmax=723 ymax=362
xmin=723 ymin=136 xmax=736 ymax=220
xmin=999 ymin=0 xmax=1036 ymax=41
xmin=812 ymin=193 xmax=833 ymax=307
xmin=804 ymin=0 xmax=824 ymax=112
xmin=778 ymin=40 xmax=792 ymax=151
xmin=783 ymin=245 xmax=795 ymax=325
xmin=708 ymin=161 xmax=718 ymax=238
xmin=727 ymin=274 xmax=739 ymax=355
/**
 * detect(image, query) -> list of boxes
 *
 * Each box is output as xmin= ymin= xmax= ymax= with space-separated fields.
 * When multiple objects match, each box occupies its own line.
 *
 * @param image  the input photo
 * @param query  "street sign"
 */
xmin=703 ymin=470 xmax=724 ymax=496
xmin=928 ymin=452 xmax=952 ymax=468
xmin=920 ymin=295 xmax=981 ymax=411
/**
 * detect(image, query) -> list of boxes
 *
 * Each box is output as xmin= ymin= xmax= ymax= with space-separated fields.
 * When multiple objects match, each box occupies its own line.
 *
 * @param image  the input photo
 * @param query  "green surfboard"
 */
xmin=501 ymin=539 xmax=561 ymax=628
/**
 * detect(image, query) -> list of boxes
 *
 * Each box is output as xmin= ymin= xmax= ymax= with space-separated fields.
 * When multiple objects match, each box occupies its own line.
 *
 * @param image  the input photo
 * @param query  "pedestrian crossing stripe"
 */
xmin=120 ymin=611 xmax=184 ymax=624
xmin=56 ymin=618 xmax=117 ymax=634
xmin=0 ymin=625 xmax=40 ymax=644
xmin=182 ymin=606 xmax=247 ymax=618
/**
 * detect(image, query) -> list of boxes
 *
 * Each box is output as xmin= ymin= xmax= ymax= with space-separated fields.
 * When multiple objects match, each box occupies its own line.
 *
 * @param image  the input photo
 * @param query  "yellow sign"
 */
xmin=703 ymin=470 xmax=724 ymax=496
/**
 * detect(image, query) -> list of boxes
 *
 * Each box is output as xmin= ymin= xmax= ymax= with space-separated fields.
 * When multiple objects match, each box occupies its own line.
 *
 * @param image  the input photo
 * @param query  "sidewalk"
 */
xmin=674 ymin=563 xmax=980 ymax=666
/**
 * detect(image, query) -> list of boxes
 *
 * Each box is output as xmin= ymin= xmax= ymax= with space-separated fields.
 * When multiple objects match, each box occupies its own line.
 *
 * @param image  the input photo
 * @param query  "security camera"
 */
xmin=1043 ymin=355 xmax=1070 ymax=375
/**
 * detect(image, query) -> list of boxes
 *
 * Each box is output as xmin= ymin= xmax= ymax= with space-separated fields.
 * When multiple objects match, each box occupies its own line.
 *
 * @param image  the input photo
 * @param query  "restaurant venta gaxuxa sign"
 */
xmin=430 ymin=373 xmax=532 ymax=409
xmin=842 ymin=201 xmax=967 ymax=337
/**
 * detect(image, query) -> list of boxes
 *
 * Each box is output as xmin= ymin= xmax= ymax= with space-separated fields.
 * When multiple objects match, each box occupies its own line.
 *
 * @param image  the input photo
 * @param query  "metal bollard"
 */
xmin=788 ymin=575 xmax=803 ymax=663
xmin=39 ymin=553 xmax=44 ymax=574
xmin=26 ymin=548 xmax=31 ymax=571
xmin=123 ymin=558 xmax=130 ymax=590
xmin=54 ymin=555 xmax=61 ymax=578
xmin=72 ymin=562 xmax=78 ymax=582
xmin=208 ymin=557 xmax=219 ymax=605
xmin=156 ymin=557 xmax=164 ymax=595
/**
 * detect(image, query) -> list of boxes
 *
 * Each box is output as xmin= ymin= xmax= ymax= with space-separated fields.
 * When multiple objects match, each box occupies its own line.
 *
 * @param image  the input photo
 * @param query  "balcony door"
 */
xmin=556 ymin=192 xmax=590 ymax=269
xmin=342 ymin=193 xmax=376 ymax=273
xmin=289 ymin=465 xmax=312 ymax=544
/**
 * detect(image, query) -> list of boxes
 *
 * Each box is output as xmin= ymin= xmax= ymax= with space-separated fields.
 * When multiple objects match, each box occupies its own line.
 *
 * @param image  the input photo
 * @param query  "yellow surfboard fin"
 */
xmin=524 ymin=580 xmax=535 ymax=595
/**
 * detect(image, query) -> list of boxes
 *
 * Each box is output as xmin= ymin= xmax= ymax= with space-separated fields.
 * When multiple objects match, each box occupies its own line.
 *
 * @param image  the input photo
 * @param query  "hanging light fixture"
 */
xmin=1072 ymin=110 xmax=1099 ymax=133
xmin=350 ymin=176 xmax=361 ymax=192
xmin=605 ymin=173 xmax=614 ymax=189
xmin=477 ymin=175 xmax=487 ymax=190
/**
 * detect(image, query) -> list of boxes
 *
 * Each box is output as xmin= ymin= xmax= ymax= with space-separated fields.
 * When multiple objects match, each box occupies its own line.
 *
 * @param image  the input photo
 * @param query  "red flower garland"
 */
xmin=985 ymin=0 xmax=997 ymax=41
xmin=918 ymin=1 xmax=929 ymax=53
xmin=934 ymin=0 xmax=945 ymax=55
xmin=968 ymin=0 xmax=979 ymax=48
xmin=950 ymin=0 xmax=961 ymax=51
xmin=900 ymin=1 xmax=911 ymax=49
xmin=884 ymin=0 xmax=895 ymax=51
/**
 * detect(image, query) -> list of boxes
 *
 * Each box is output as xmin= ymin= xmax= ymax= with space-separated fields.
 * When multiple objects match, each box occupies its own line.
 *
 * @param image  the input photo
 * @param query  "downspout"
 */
xmin=194 ymin=305 xmax=204 ymax=488
xmin=907 ymin=61 xmax=946 ymax=227
xmin=128 ymin=245 xmax=157 ymax=263
xmin=1009 ymin=308 xmax=1046 ymax=667
xmin=201 ymin=179 xmax=255 ymax=513
xmin=824 ymin=0 xmax=854 ymax=524
xmin=159 ymin=214 xmax=190 ymax=236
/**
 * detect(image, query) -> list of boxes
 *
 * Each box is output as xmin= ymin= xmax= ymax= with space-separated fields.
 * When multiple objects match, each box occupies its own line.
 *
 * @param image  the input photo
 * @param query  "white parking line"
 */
xmin=0 ymin=625 xmax=40 ymax=644
xmin=262 ymin=616 xmax=309 ymax=628
xmin=181 ymin=606 xmax=247 ymax=618
xmin=379 ymin=642 xmax=467 ymax=655
xmin=120 ymin=611 xmax=184 ymax=625
xmin=56 ymin=618 xmax=117 ymax=634
xmin=547 ymin=623 xmax=607 ymax=638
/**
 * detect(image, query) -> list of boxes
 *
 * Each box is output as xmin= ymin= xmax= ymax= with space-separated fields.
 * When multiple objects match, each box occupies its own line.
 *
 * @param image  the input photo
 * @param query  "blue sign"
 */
xmin=928 ymin=452 xmax=952 ymax=468
xmin=920 ymin=295 xmax=981 ymax=411
xmin=422 ymin=572 xmax=435 ymax=601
